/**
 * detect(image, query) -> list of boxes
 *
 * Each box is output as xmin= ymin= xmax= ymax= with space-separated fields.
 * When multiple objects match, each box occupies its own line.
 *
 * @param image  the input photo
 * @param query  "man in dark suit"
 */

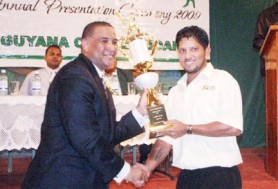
xmin=22 ymin=21 xmax=148 ymax=189
xmin=253 ymin=0 xmax=278 ymax=76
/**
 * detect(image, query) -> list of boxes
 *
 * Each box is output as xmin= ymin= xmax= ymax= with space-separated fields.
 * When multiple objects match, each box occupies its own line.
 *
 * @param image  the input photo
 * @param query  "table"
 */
xmin=0 ymin=95 xmax=154 ymax=151
xmin=0 ymin=95 xmax=169 ymax=174
xmin=0 ymin=96 xmax=46 ymax=151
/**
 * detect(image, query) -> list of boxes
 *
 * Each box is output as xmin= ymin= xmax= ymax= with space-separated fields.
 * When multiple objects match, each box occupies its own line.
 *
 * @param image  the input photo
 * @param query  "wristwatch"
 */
xmin=187 ymin=125 xmax=193 ymax=135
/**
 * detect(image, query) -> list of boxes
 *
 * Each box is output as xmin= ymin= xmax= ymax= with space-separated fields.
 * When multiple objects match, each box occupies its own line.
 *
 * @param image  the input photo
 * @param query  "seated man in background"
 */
xmin=20 ymin=45 xmax=62 ymax=95
xmin=105 ymin=60 xmax=134 ymax=95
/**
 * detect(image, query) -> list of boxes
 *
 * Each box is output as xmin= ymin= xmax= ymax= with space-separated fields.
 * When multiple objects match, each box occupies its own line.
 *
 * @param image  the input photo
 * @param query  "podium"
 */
xmin=260 ymin=25 xmax=278 ymax=179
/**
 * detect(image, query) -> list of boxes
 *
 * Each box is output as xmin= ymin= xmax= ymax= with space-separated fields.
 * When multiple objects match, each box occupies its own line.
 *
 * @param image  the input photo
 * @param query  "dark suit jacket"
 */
xmin=253 ymin=2 xmax=278 ymax=50
xmin=253 ymin=2 xmax=278 ymax=76
xmin=22 ymin=54 xmax=144 ymax=189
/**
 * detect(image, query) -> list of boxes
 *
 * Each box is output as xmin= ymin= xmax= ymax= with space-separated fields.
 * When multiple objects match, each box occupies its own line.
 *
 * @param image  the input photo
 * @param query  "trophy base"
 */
xmin=149 ymin=123 xmax=172 ymax=139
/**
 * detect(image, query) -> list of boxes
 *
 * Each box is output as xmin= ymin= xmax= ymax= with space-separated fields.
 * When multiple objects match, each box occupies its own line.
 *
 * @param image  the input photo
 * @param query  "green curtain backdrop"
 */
xmin=210 ymin=0 xmax=276 ymax=147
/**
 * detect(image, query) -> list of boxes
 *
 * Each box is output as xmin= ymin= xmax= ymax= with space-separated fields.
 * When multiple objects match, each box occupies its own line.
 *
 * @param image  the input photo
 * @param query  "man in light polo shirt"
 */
xmin=142 ymin=26 xmax=243 ymax=189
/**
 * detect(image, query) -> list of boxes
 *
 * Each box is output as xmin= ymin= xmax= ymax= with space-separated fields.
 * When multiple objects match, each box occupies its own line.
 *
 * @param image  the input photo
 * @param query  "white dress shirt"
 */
xmin=19 ymin=67 xmax=59 ymax=96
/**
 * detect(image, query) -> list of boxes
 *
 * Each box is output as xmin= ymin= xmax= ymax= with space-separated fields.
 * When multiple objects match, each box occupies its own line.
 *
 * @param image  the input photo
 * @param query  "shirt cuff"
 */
xmin=113 ymin=161 xmax=130 ymax=183
xmin=132 ymin=109 xmax=149 ymax=127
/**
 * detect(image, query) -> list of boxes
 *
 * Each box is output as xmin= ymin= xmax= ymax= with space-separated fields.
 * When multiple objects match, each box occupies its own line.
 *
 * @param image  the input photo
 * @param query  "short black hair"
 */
xmin=45 ymin=45 xmax=61 ymax=55
xmin=81 ymin=21 xmax=114 ymax=39
xmin=176 ymin=26 xmax=209 ymax=49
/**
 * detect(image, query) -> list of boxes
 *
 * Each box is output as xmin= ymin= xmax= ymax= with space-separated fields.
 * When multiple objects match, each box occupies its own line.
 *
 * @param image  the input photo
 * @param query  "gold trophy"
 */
xmin=117 ymin=13 xmax=171 ymax=138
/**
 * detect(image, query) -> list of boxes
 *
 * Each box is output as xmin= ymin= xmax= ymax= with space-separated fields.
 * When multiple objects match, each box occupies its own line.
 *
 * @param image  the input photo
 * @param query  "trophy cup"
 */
xmin=117 ymin=13 xmax=171 ymax=138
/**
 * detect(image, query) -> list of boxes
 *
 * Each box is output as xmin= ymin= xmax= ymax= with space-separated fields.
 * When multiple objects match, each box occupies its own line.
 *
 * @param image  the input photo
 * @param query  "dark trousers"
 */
xmin=139 ymin=144 xmax=152 ymax=163
xmin=176 ymin=166 xmax=242 ymax=189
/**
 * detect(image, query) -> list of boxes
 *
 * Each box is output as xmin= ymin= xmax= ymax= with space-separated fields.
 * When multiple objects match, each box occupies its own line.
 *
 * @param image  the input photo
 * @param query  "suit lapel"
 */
xmin=79 ymin=54 xmax=108 ymax=100
xmin=78 ymin=54 xmax=115 ymax=122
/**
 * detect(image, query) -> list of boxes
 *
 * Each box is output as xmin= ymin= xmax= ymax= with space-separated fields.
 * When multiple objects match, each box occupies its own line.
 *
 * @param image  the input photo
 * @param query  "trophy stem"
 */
xmin=147 ymin=89 xmax=160 ymax=106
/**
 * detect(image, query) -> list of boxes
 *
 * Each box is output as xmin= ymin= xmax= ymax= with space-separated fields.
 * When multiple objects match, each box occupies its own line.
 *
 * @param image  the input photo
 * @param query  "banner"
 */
xmin=0 ymin=0 xmax=209 ymax=70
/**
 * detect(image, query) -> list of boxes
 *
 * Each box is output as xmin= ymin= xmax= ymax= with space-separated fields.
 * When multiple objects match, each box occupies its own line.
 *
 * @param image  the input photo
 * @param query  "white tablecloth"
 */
xmin=0 ymin=96 xmax=46 ymax=151
xmin=0 ymin=95 xmax=167 ymax=151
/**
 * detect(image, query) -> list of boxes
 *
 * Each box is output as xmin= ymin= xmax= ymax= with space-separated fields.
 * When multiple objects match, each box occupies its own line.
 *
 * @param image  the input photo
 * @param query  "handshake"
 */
xmin=125 ymin=163 xmax=152 ymax=188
